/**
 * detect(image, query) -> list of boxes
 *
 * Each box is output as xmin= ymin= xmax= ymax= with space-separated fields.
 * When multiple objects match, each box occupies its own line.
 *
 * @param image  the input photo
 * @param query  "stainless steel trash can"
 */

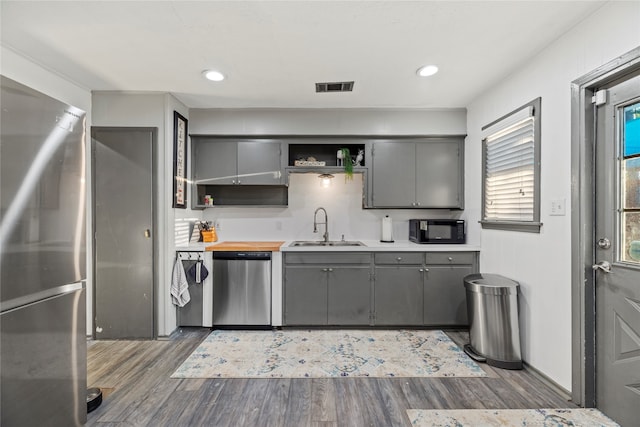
xmin=463 ymin=273 xmax=522 ymax=369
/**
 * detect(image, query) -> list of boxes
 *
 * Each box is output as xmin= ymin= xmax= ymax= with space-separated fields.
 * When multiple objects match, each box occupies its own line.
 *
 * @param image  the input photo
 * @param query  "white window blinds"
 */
xmin=481 ymin=98 xmax=541 ymax=232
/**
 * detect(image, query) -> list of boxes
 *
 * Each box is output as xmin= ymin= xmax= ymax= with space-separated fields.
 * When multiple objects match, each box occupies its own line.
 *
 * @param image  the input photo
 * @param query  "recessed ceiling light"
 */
xmin=202 ymin=70 xmax=225 ymax=82
xmin=416 ymin=65 xmax=439 ymax=77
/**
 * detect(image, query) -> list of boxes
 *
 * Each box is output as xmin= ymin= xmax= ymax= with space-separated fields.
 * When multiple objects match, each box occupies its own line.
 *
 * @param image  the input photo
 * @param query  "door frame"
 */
xmin=571 ymin=46 xmax=640 ymax=407
xmin=90 ymin=126 xmax=158 ymax=339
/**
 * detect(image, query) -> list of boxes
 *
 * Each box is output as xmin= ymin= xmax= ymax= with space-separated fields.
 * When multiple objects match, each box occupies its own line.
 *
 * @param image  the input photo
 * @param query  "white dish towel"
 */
xmin=171 ymin=258 xmax=190 ymax=307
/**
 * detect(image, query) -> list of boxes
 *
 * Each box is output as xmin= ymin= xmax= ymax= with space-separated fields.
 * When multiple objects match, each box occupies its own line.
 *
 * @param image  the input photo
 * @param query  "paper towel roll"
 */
xmin=381 ymin=215 xmax=394 ymax=242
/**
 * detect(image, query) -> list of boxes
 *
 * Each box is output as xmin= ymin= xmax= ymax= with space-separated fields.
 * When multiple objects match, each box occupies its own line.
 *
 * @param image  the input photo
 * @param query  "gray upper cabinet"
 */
xmin=194 ymin=140 xmax=236 ymax=185
xmin=368 ymin=138 xmax=464 ymax=209
xmin=370 ymin=142 xmax=416 ymax=207
xmin=237 ymin=141 xmax=283 ymax=185
xmin=193 ymin=138 xmax=284 ymax=186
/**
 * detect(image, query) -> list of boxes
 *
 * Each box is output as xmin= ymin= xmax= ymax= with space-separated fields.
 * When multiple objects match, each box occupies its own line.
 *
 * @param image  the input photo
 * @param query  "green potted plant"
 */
xmin=340 ymin=148 xmax=353 ymax=180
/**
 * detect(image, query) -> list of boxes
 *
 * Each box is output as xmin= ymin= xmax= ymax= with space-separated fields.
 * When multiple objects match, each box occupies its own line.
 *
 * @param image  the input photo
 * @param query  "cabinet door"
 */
xmin=194 ymin=140 xmax=237 ymax=185
xmin=237 ymin=141 xmax=283 ymax=185
xmin=371 ymin=142 xmax=416 ymax=207
xmin=374 ymin=266 xmax=423 ymax=325
xmin=284 ymin=266 xmax=327 ymax=325
xmin=415 ymin=139 xmax=463 ymax=208
xmin=328 ymin=267 xmax=371 ymax=325
xmin=423 ymin=266 xmax=472 ymax=325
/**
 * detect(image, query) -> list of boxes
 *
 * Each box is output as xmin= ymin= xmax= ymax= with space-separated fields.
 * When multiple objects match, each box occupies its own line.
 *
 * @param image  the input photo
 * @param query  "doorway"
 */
xmin=91 ymin=127 xmax=156 ymax=339
xmin=572 ymin=47 xmax=640 ymax=426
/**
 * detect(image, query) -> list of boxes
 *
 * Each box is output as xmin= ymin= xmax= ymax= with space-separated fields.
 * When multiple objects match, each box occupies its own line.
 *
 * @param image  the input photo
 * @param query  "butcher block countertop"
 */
xmin=205 ymin=241 xmax=285 ymax=252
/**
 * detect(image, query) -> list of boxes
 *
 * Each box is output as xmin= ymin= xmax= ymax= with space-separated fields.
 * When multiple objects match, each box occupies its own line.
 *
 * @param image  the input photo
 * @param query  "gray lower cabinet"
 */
xmin=328 ymin=267 xmax=371 ymax=325
xmin=283 ymin=253 xmax=371 ymax=326
xmin=423 ymin=252 xmax=477 ymax=326
xmin=373 ymin=252 xmax=424 ymax=325
xmin=284 ymin=251 xmax=477 ymax=326
xmin=284 ymin=266 xmax=327 ymax=325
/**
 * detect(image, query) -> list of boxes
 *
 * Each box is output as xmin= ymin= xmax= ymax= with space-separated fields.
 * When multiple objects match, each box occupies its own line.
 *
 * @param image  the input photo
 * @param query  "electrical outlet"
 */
xmin=214 ymin=221 xmax=221 ymax=230
xmin=550 ymin=199 xmax=566 ymax=216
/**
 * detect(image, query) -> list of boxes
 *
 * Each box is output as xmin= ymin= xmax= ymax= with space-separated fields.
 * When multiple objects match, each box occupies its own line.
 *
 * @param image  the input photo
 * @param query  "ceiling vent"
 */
xmin=315 ymin=81 xmax=354 ymax=93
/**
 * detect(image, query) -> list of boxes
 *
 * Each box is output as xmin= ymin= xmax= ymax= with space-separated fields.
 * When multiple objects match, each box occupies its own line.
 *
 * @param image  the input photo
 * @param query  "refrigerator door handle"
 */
xmin=0 ymin=281 xmax=85 ymax=313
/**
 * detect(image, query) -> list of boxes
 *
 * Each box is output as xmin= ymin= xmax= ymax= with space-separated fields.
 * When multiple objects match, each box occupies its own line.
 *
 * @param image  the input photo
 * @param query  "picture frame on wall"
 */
xmin=173 ymin=111 xmax=188 ymax=209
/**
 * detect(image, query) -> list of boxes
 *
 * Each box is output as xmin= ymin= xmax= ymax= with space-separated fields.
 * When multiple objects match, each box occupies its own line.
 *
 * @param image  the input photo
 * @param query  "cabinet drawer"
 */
xmin=285 ymin=253 xmax=371 ymax=265
xmin=374 ymin=252 xmax=423 ymax=265
xmin=425 ymin=252 xmax=476 ymax=265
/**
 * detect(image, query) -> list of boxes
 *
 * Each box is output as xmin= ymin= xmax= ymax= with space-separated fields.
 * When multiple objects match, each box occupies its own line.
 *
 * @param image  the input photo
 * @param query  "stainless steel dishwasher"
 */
xmin=212 ymin=251 xmax=271 ymax=326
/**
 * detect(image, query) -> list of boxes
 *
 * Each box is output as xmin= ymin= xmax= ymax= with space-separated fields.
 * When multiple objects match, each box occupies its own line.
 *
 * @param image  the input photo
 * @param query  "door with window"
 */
xmin=594 ymin=74 xmax=640 ymax=426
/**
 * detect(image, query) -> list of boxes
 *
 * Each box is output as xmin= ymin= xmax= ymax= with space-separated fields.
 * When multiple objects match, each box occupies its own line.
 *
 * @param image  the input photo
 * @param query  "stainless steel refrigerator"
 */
xmin=1 ymin=76 xmax=87 ymax=426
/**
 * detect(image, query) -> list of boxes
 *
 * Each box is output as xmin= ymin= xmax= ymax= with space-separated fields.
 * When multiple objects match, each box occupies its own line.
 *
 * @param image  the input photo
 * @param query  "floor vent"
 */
xmin=315 ymin=81 xmax=354 ymax=93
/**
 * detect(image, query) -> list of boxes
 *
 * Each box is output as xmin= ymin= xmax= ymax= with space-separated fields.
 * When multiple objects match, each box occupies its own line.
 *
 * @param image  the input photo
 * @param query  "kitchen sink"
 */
xmin=289 ymin=240 xmax=365 ymax=247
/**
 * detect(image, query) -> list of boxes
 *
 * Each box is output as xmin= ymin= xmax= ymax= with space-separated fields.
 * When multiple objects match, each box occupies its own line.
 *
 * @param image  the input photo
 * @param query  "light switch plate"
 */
xmin=550 ymin=198 xmax=566 ymax=216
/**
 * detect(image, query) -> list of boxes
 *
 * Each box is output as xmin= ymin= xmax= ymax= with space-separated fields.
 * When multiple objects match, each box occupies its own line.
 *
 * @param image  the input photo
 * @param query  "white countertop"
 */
xmin=280 ymin=239 xmax=480 ymax=252
xmin=177 ymin=240 xmax=480 ymax=253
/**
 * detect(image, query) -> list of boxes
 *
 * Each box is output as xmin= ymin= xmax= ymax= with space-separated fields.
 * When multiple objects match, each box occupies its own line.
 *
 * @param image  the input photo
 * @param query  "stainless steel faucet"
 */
xmin=313 ymin=207 xmax=329 ymax=242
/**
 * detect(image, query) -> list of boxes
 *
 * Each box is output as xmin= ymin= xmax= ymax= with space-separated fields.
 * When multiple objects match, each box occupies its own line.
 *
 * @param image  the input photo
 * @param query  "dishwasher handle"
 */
xmin=212 ymin=251 xmax=271 ymax=261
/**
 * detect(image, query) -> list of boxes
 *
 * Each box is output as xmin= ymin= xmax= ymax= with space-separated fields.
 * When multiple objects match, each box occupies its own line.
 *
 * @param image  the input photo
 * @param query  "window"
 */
xmin=481 ymin=97 xmax=542 ymax=232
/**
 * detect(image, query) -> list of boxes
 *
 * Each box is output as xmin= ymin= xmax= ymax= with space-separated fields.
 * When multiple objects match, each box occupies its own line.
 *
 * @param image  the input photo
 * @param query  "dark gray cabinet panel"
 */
xmin=283 ymin=253 xmax=371 ymax=326
xmin=374 ymin=266 xmax=423 ymax=325
xmin=193 ymin=138 xmax=283 ymax=185
xmin=237 ymin=141 xmax=283 ymax=185
xmin=194 ymin=140 xmax=236 ymax=185
xmin=415 ymin=140 xmax=462 ymax=208
xmin=423 ymin=251 xmax=477 ymax=326
xmin=328 ymin=267 xmax=371 ymax=325
xmin=423 ymin=266 xmax=472 ymax=325
xmin=284 ymin=266 xmax=327 ymax=325
xmin=369 ymin=138 xmax=464 ymax=208
xmin=371 ymin=142 xmax=416 ymax=207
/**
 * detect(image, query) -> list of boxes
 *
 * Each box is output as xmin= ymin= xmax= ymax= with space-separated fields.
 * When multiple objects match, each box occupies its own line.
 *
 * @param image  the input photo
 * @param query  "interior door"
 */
xmin=594 ymin=74 xmax=640 ymax=426
xmin=92 ymin=127 xmax=155 ymax=339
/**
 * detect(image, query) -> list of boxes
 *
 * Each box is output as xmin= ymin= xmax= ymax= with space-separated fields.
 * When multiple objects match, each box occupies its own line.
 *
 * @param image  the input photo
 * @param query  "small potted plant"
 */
xmin=340 ymin=148 xmax=353 ymax=180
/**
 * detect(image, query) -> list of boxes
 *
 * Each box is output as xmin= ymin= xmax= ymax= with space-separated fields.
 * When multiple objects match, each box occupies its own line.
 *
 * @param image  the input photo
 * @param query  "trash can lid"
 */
xmin=464 ymin=273 xmax=520 ymax=295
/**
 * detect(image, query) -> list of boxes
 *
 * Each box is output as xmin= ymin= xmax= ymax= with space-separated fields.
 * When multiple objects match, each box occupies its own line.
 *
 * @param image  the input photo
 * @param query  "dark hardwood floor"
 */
xmin=86 ymin=328 xmax=575 ymax=426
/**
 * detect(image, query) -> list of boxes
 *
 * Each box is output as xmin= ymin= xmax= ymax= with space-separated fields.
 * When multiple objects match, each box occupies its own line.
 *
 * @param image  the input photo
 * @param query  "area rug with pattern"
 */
xmin=171 ymin=329 xmax=487 ymax=379
xmin=407 ymin=408 xmax=620 ymax=426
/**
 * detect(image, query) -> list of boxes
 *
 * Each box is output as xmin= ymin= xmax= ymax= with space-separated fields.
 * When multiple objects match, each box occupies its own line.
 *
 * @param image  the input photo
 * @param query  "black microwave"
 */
xmin=409 ymin=219 xmax=466 ymax=244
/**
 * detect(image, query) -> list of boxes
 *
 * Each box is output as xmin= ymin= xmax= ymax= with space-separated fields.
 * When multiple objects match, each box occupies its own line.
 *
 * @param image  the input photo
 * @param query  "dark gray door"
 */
xmin=371 ymin=141 xmax=416 ymax=207
xmin=237 ymin=141 xmax=283 ymax=185
xmin=594 ymin=74 xmax=640 ymax=426
xmin=416 ymin=139 xmax=462 ymax=208
xmin=327 ymin=267 xmax=371 ymax=325
xmin=92 ymin=128 xmax=155 ymax=339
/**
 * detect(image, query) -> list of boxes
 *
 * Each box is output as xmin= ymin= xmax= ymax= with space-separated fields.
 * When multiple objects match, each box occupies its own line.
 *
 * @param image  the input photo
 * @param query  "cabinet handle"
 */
xmin=328 ymin=268 xmax=334 ymax=272
xmin=396 ymin=257 xmax=402 ymax=261
xmin=322 ymin=268 xmax=327 ymax=272
xmin=448 ymin=257 xmax=453 ymax=261
xmin=424 ymin=268 xmax=429 ymax=272
xmin=232 ymin=179 xmax=236 ymax=184
xmin=416 ymin=202 xmax=421 ymax=206
xmin=419 ymin=268 xmax=424 ymax=272
xmin=237 ymin=180 xmax=241 ymax=184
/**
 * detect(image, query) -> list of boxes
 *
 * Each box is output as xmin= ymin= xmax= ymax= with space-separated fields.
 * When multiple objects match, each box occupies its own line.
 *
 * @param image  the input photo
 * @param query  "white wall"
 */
xmin=466 ymin=1 xmax=640 ymax=391
xmin=191 ymin=108 xmax=472 ymax=244
xmin=202 ymin=173 xmax=458 ymax=243
xmin=1 ymin=46 xmax=94 ymax=334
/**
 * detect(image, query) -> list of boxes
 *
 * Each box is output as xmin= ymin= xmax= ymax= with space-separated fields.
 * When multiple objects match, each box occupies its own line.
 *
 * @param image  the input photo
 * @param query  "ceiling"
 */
xmin=0 ymin=1 xmax=606 ymax=109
